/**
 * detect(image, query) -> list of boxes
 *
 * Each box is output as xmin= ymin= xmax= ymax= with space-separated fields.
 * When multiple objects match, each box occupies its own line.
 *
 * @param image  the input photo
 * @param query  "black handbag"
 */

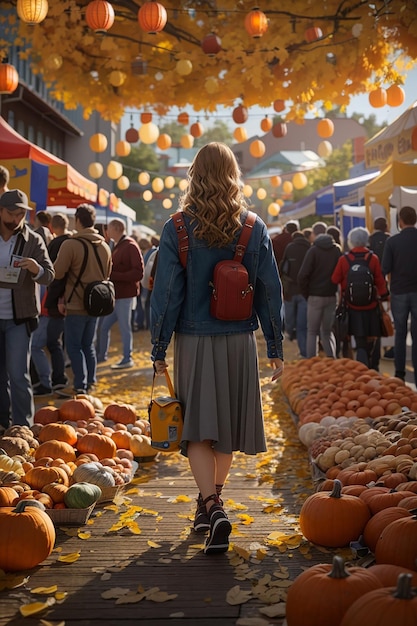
xmin=333 ymin=296 xmax=349 ymax=342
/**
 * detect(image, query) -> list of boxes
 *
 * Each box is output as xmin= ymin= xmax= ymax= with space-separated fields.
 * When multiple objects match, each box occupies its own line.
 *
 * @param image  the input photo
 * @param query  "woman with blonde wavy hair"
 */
xmin=150 ymin=142 xmax=284 ymax=555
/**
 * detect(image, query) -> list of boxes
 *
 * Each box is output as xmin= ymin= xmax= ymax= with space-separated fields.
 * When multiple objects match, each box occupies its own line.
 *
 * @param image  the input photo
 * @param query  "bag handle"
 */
xmin=150 ymin=369 xmax=176 ymax=401
xmin=233 ymin=211 xmax=256 ymax=262
xmin=67 ymin=239 xmax=107 ymax=304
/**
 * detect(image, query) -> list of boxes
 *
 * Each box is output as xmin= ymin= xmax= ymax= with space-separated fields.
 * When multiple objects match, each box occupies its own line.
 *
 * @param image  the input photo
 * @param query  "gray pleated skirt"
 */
xmin=174 ymin=332 xmax=266 ymax=456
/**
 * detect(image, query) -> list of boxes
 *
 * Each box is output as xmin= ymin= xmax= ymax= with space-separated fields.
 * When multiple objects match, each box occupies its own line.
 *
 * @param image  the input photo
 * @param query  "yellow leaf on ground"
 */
xmin=147 ymin=540 xmax=161 ymax=548
xmin=173 ymin=494 xmax=192 ymax=503
xmin=226 ymin=585 xmax=253 ymax=605
xmin=31 ymin=586 xmax=58 ymax=595
xmin=57 ymin=553 xmax=80 ymax=563
xmin=236 ymin=513 xmax=254 ymax=525
xmin=20 ymin=598 xmax=55 ymax=617
xmin=77 ymin=531 xmax=91 ymax=540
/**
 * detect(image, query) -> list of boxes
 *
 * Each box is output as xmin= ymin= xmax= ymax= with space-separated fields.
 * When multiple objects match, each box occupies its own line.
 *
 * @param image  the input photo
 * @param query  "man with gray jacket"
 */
xmin=0 ymin=189 xmax=54 ymax=429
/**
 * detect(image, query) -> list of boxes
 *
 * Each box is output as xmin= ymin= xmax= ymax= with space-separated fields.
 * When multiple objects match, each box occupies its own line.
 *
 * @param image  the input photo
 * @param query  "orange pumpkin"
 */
xmin=58 ymin=398 xmax=95 ymax=422
xmin=34 ymin=406 xmax=61 ymax=425
xmin=24 ymin=466 xmax=70 ymax=490
xmin=34 ymin=440 xmax=77 ymax=463
xmin=368 ymin=564 xmax=417 ymax=587
xmin=38 ymin=423 xmax=78 ymax=446
xmin=363 ymin=506 xmax=411 ymax=552
xmin=76 ymin=433 xmax=117 ymax=459
xmin=375 ymin=514 xmax=417 ymax=571
xmin=104 ymin=402 xmax=137 ymax=425
xmin=42 ymin=482 xmax=69 ymax=504
xmin=0 ymin=486 xmax=19 ymax=506
xmin=111 ymin=430 xmax=132 ymax=449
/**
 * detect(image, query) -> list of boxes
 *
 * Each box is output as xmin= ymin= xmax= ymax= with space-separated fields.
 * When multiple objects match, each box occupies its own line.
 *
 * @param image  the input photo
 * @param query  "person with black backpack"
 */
xmin=332 ymin=227 xmax=389 ymax=368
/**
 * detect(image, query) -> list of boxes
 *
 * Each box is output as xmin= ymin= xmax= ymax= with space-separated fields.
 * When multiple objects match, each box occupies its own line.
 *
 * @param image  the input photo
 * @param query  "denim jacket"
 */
xmin=150 ymin=211 xmax=284 ymax=361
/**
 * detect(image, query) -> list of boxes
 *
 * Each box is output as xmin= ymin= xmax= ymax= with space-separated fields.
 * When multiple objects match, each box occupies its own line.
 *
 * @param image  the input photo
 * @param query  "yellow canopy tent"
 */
xmin=364 ymin=160 xmax=417 ymax=230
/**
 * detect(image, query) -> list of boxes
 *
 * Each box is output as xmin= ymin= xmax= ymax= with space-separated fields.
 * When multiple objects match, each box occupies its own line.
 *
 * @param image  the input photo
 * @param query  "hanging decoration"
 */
xmin=369 ymin=87 xmax=387 ymax=108
xmin=176 ymin=59 xmax=193 ymax=76
xmin=44 ymin=53 xmax=62 ymax=70
xmin=282 ymin=180 xmax=293 ymax=194
xmin=109 ymin=70 xmax=126 ymax=87
xmin=273 ymin=99 xmax=286 ymax=113
xmin=131 ymin=55 xmax=147 ymax=75
xmin=201 ymin=33 xmax=222 ymax=56
xmin=107 ymin=161 xmax=123 ymax=180
xmin=178 ymin=179 xmax=188 ymax=191
xmin=260 ymin=116 xmax=273 ymax=132
xmin=180 ymin=134 xmax=194 ymax=149
xmin=268 ymin=202 xmax=280 ymax=216
xmin=318 ymin=140 xmax=333 ymax=157
xmin=190 ymin=122 xmax=204 ymax=138
xmin=270 ymin=175 xmax=282 ymax=187
xmin=272 ymin=122 xmax=287 ymax=138
xmin=244 ymin=8 xmax=268 ymax=38
xmin=292 ymin=172 xmax=308 ymax=190
xmin=17 ymin=0 xmax=49 ymax=24
xmin=85 ymin=0 xmax=115 ymax=34
xmin=317 ymin=118 xmax=334 ymax=138
xmin=242 ymin=184 xmax=253 ymax=197
xmin=257 ymin=187 xmax=267 ymax=199
xmin=164 ymin=175 xmax=175 ymax=189
xmin=386 ymin=85 xmax=405 ymax=107
xmin=141 ymin=112 xmax=153 ymax=123
xmin=139 ymin=122 xmax=159 ymax=144
xmin=232 ymin=104 xmax=248 ymax=124
xmin=88 ymin=162 xmax=103 ymax=179
xmin=233 ymin=127 xmax=248 ymax=143
xmin=177 ymin=112 xmax=189 ymax=125
xmin=163 ymin=198 xmax=173 ymax=209
xmin=143 ymin=189 xmax=153 ymax=201
xmin=0 ymin=62 xmax=19 ymax=94
xmin=157 ymin=134 xmax=172 ymax=150
xmin=138 ymin=2 xmax=167 ymax=34
xmin=305 ymin=26 xmax=323 ymax=42
xmin=89 ymin=133 xmax=108 ymax=153
xmin=138 ymin=172 xmax=150 ymax=185
xmin=117 ymin=176 xmax=130 ymax=190
xmin=250 ymin=140 xmax=266 ymax=158
xmin=204 ymin=76 xmax=219 ymax=93
xmin=152 ymin=177 xmax=164 ymax=193
xmin=125 ymin=127 xmax=139 ymax=143
xmin=115 ymin=140 xmax=131 ymax=157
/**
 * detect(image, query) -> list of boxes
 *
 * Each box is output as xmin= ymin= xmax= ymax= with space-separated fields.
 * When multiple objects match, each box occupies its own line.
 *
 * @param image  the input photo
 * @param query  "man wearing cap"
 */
xmin=0 ymin=189 xmax=55 ymax=431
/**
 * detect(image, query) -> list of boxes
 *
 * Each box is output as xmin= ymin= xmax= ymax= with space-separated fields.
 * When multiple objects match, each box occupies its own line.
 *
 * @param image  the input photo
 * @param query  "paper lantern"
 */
xmin=190 ymin=122 xmax=204 ymax=138
xmin=117 ymin=176 xmax=130 ymax=191
xmin=273 ymin=99 xmax=285 ymax=113
xmin=245 ymin=8 xmax=268 ymax=38
xmin=369 ymin=87 xmax=387 ymax=108
xmin=157 ymin=133 xmax=172 ymax=150
xmin=268 ymin=203 xmax=280 ymax=217
xmin=205 ymin=76 xmax=219 ymax=93
xmin=386 ymin=85 xmax=405 ymax=107
xmin=138 ymin=172 xmax=150 ymax=185
xmin=233 ymin=127 xmax=248 ymax=143
xmin=107 ymin=160 xmax=123 ymax=180
xmin=143 ymin=190 xmax=153 ymax=201
xmin=260 ymin=116 xmax=273 ymax=132
xmin=89 ymin=133 xmax=107 ymax=153
xmin=176 ymin=59 xmax=193 ymax=76
xmin=272 ymin=123 xmax=287 ymax=138
xmin=98 ymin=188 xmax=109 ymax=205
xmin=305 ymin=26 xmax=323 ymax=42
xmin=17 ymin=0 xmax=48 ymax=24
xmin=250 ymin=140 xmax=266 ymax=158
xmin=317 ymin=118 xmax=334 ymax=138
xmin=270 ymin=175 xmax=282 ymax=187
xmin=177 ymin=111 xmax=189 ymax=125
xmin=125 ymin=127 xmax=139 ymax=143
xmin=85 ymin=0 xmax=114 ymax=33
xmin=109 ymin=70 xmax=126 ymax=87
xmin=201 ymin=33 xmax=222 ymax=56
xmin=178 ymin=179 xmax=188 ymax=191
xmin=152 ymin=177 xmax=164 ymax=193
xmin=164 ymin=176 xmax=175 ymax=189
xmin=243 ymin=184 xmax=253 ymax=197
xmin=180 ymin=134 xmax=194 ymax=149
xmin=163 ymin=198 xmax=172 ymax=209
xmin=318 ymin=140 xmax=333 ymax=157
xmin=277 ymin=198 xmax=284 ymax=207
xmin=139 ymin=122 xmax=159 ymax=144
xmin=88 ymin=162 xmax=103 ymax=179
xmin=141 ymin=112 xmax=153 ymax=123
xmin=0 ymin=63 xmax=19 ymax=94
xmin=138 ymin=1 xmax=167 ymax=34
xmin=233 ymin=104 xmax=248 ymax=124
xmin=282 ymin=180 xmax=293 ymax=194
xmin=115 ymin=141 xmax=131 ymax=157
xmin=257 ymin=187 xmax=267 ymax=199
xmin=293 ymin=172 xmax=308 ymax=190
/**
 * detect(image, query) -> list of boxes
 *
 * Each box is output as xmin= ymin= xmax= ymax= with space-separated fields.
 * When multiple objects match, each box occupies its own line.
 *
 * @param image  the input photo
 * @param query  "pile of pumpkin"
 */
xmin=0 ymin=395 xmax=156 ymax=513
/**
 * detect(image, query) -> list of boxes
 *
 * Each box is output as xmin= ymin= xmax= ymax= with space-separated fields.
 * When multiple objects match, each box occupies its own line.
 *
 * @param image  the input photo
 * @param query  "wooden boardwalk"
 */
xmin=0 ymin=329 xmax=399 ymax=625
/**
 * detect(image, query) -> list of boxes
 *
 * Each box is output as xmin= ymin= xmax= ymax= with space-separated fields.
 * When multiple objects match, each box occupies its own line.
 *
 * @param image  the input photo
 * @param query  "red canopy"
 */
xmin=0 ymin=116 xmax=97 ymax=207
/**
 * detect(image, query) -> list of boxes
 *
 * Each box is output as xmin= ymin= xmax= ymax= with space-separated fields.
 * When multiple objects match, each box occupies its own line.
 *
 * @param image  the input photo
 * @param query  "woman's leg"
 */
xmin=188 ymin=441 xmax=232 ymax=504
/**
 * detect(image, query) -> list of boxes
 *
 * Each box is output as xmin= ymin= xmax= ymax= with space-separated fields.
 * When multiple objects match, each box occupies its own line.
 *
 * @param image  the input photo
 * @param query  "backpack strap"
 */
xmin=172 ymin=211 xmax=188 ymax=269
xmin=66 ymin=239 xmax=107 ymax=304
xmin=234 ymin=211 xmax=256 ymax=261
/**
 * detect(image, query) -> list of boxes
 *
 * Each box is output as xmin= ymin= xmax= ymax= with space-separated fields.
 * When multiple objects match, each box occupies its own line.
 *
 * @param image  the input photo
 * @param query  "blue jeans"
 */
xmin=284 ymin=294 xmax=307 ymax=357
xmin=31 ymin=316 xmax=52 ymax=388
xmin=97 ymin=297 xmax=134 ymax=363
xmin=0 ymin=319 xmax=34 ymax=427
xmin=391 ymin=292 xmax=417 ymax=386
xmin=64 ymin=314 xmax=98 ymax=391
xmin=47 ymin=316 xmax=67 ymax=386
xmin=306 ymin=295 xmax=337 ymax=358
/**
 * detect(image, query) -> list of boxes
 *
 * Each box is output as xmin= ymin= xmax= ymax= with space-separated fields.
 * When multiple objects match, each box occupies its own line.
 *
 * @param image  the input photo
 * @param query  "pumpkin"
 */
xmin=72 ymin=462 xmax=116 ymax=488
xmin=34 ymin=405 xmax=61 ymax=424
xmin=363 ymin=506 xmax=411 ymax=552
xmin=38 ymin=423 xmax=78 ymax=446
xmin=4 ymin=426 xmax=38 ymax=448
xmin=0 ymin=436 xmax=30 ymax=457
xmin=299 ymin=479 xmax=371 ymax=547
xmin=285 ymin=555 xmax=381 ymax=626
xmin=366 ymin=489 xmax=416 ymax=515
xmin=77 ymin=433 xmax=117 ymax=460
xmin=104 ymin=402 xmax=137 ymax=425
xmin=34 ymin=440 xmax=76 ymax=463
xmin=0 ymin=500 xmax=56 ymax=572
xmin=129 ymin=434 xmax=155 ymax=457
xmin=398 ymin=495 xmax=417 ymax=510
xmin=0 ymin=453 xmax=24 ymax=476
xmin=42 ymin=482 xmax=69 ymax=504
xmin=375 ymin=513 xmax=417 ymax=571
xmin=340 ymin=573 xmax=417 ymax=626
xmin=24 ymin=466 xmax=70 ymax=490
xmin=58 ymin=398 xmax=95 ymax=422
xmin=111 ymin=430 xmax=132 ymax=449
xmin=64 ymin=482 xmax=102 ymax=509
xmin=0 ymin=486 xmax=19 ymax=506
xmin=368 ymin=564 xmax=417 ymax=587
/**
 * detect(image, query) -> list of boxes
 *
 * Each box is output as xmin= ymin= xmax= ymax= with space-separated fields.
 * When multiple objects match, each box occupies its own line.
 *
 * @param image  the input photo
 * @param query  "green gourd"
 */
xmin=64 ymin=482 xmax=102 ymax=509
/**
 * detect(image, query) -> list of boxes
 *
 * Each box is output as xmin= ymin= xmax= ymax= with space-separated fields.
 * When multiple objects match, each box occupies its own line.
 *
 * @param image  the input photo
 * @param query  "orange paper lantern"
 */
xmin=305 ymin=26 xmax=323 ymax=42
xmin=317 ymin=118 xmax=334 ymax=138
xmin=177 ymin=112 xmax=189 ymax=125
xmin=250 ymin=140 xmax=266 ymax=158
xmin=233 ymin=127 xmax=248 ymax=143
xmin=260 ymin=116 xmax=273 ymax=132
xmin=273 ymin=99 xmax=286 ymax=113
xmin=369 ymin=88 xmax=387 ymax=108
xmin=141 ymin=112 xmax=153 ymax=123
xmin=157 ymin=134 xmax=172 ymax=150
xmin=89 ymin=133 xmax=107 ymax=153
xmin=115 ymin=140 xmax=131 ymax=157
xmin=17 ymin=0 xmax=48 ymax=24
xmin=245 ymin=8 xmax=268 ymax=38
xmin=85 ymin=0 xmax=114 ymax=33
xmin=386 ymin=85 xmax=405 ymax=107
xmin=0 ymin=63 xmax=19 ymax=94
xmin=190 ymin=122 xmax=204 ymax=138
xmin=180 ymin=134 xmax=194 ymax=149
xmin=138 ymin=1 xmax=167 ymax=34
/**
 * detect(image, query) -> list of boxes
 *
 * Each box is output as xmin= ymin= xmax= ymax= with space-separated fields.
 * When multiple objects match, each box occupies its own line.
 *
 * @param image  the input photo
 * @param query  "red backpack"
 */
xmin=172 ymin=211 xmax=256 ymax=321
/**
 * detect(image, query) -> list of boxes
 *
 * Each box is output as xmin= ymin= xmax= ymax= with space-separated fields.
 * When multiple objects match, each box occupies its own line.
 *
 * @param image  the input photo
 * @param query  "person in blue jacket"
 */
xmin=150 ymin=142 xmax=284 ymax=555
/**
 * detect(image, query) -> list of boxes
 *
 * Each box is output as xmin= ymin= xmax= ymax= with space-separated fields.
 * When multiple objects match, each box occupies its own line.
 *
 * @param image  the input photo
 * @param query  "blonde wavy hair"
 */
xmin=179 ymin=142 xmax=248 ymax=247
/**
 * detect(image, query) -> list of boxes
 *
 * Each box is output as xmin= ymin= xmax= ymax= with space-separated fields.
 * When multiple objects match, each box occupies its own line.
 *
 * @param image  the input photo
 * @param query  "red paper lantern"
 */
xmin=0 ymin=62 xmax=19 ymax=94
xmin=141 ymin=112 xmax=153 ymax=123
xmin=272 ymin=122 xmax=287 ymax=138
xmin=177 ymin=112 xmax=189 ymax=125
xmin=190 ymin=122 xmax=204 ymax=138
xmin=125 ymin=127 xmax=139 ymax=143
xmin=138 ymin=1 xmax=167 ymax=34
xmin=245 ymin=8 xmax=268 ymax=38
xmin=85 ymin=0 xmax=114 ymax=34
xmin=273 ymin=99 xmax=286 ymax=113
xmin=201 ymin=33 xmax=222 ymax=56
xmin=305 ymin=26 xmax=323 ymax=42
xmin=232 ymin=104 xmax=248 ymax=124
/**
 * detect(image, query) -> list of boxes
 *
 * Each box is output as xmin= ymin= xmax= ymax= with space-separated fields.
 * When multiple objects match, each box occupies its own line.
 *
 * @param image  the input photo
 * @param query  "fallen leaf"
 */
xmin=148 ymin=591 xmax=178 ymax=602
xmin=40 ymin=620 xmax=65 ymax=626
xmin=31 ymin=586 xmax=58 ymax=595
xmin=57 ymin=552 xmax=80 ymax=564
xmin=77 ymin=531 xmax=91 ymax=540
xmin=20 ymin=598 xmax=56 ymax=617
xmin=226 ymin=585 xmax=253 ymax=605
xmin=101 ymin=587 xmax=131 ymax=599
xmin=147 ymin=540 xmax=161 ymax=548
xmin=259 ymin=603 xmax=287 ymax=617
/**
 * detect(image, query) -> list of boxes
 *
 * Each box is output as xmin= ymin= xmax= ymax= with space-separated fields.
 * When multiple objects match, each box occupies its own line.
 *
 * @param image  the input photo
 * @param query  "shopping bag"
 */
xmin=148 ymin=370 xmax=183 ymax=452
